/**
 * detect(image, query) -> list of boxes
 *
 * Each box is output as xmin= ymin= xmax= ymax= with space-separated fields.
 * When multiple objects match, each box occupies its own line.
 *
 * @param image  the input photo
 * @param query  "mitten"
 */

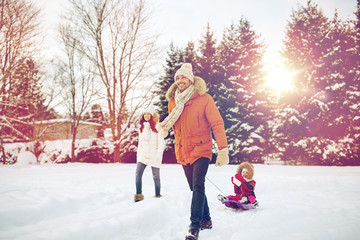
xmin=215 ymin=148 xmax=229 ymax=167
xmin=155 ymin=123 xmax=168 ymax=138
xmin=235 ymin=173 xmax=246 ymax=184
xmin=231 ymin=175 xmax=241 ymax=187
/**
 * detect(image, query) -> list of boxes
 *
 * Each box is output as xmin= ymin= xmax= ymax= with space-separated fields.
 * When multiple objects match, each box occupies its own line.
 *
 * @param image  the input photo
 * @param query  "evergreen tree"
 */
xmin=342 ymin=0 xmax=360 ymax=165
xmin=280 ymin=0 xmax=360 ymax=165
xmin=217 ymin=17 xmax=267 ymax=163
xmin=152 ymin=43 xmax=184 ymax=121
xmin=197 ymin=23 xmax=218 ymax=95
xmin=183 ymin=41 xmax=198 ymax=73
xmin=2 ymin=58 xmax=54 ymax=141
xmin=280 ymin=0 xmax=332 ymax=164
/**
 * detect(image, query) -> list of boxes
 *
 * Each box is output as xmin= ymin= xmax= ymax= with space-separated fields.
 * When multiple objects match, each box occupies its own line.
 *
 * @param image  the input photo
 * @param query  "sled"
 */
xmin=222 ymin=199 xmax=258 ymax=210
xmin=218 ymin=194 xmax=258 ymax=210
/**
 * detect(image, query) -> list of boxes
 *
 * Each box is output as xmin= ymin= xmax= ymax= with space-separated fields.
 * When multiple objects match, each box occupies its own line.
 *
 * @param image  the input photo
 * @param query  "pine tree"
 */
xmin=183 ymin=42 xmax=198 ymax=73
xmin=342 ymin=0 xmax=360 ymax=165
xmin=217 ymin=17 xmax=267 ymax=163
xmin=2 ymin=58 xmax=53 ymax=141
xmin=152 ymin=43 xmax=184 ymax=121
xmin=197 ymin=23 xmax=217 ymax=94
xmin=280 ymin=0 xmax=360 ymax=165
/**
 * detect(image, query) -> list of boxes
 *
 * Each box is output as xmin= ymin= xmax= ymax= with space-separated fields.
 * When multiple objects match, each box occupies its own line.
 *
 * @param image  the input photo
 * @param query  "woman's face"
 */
xmin=144 ymin=112 xmax=152 ymax=122
xmin=175 ymin=75 xmax=192 ymax=92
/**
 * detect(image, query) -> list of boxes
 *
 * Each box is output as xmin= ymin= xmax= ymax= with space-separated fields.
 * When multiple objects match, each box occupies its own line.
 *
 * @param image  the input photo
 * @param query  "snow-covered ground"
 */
xmin=1 ymin=163 xmax=360 ymax=240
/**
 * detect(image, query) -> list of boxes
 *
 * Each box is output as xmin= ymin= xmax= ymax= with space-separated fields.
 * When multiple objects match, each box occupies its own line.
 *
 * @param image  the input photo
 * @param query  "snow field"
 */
xmin=1 ymin=164 xmax=360 ymax=240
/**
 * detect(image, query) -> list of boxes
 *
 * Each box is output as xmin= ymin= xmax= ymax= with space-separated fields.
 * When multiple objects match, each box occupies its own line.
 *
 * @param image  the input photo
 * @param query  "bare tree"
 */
xmin=65 ymin=0 xmax=159 ymax=162
xmin=0 ymin=0 xmax=41 ymax=163
xmin=55 ymin=23 xmax=97 ymax=162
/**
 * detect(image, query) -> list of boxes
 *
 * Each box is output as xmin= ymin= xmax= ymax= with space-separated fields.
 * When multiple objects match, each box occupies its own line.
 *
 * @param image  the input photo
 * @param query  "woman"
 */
xmin=134 ymin=106 xmax=165 ymax=202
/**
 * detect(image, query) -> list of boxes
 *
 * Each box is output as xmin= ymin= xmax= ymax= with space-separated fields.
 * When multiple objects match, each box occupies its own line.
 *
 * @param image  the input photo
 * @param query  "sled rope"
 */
xmin=205 ymin=176 xmax=226 ymax=196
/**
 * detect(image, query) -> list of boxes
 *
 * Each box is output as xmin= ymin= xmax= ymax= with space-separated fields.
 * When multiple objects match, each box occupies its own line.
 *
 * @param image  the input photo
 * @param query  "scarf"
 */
xmin=156 ymin=84 xmax=195 ymax=138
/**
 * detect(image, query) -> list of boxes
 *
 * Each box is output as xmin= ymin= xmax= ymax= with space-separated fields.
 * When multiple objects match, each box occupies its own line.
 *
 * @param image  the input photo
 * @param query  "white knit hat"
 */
xmin=143 ymin=105 xmax=155 ymax=115
xmin=174 ymin=63 xmax=194 ymax=83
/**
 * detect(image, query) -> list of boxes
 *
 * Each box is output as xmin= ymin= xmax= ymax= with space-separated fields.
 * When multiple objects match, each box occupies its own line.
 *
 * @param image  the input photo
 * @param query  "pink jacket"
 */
xmin=227 ymin=173 xmax=256 ymax=202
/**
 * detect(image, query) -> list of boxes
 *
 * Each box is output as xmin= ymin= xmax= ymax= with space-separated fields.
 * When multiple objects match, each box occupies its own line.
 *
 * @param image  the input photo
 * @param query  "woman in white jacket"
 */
xmin=134 ymin=106 xmax=165 ymax=202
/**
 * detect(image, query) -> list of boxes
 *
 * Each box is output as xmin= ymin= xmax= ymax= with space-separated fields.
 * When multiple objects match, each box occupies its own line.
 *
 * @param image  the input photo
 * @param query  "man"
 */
xmin=156 ymin=63 xmax=229 ymax=240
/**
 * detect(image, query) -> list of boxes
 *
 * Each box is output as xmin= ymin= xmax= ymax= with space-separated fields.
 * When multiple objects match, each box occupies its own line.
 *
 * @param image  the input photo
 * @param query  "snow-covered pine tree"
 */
xmin=341 ymin=0 xmax=360 ymax=165
xmin=197 ymin=23 xmax=217 ymax=95
xmin=217 ymin=17 xmax=268 ymax=163
xmin=280 ymin=0 xmax=332 ymax=164
xmin=184 ymin=42 xmax=198 ymax=74
xmin=280 ymin=0 xmax=359 ymax=165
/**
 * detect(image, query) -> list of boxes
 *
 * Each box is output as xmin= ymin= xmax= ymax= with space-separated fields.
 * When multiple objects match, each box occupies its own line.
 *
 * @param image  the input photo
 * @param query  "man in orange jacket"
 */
xmin=156 ymin=63 xmax=229 ymax=240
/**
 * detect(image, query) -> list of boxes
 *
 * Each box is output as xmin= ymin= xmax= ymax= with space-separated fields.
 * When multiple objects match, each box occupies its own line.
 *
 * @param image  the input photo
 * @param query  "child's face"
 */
xmin=242 ymin=169 xmax=249 ymax=178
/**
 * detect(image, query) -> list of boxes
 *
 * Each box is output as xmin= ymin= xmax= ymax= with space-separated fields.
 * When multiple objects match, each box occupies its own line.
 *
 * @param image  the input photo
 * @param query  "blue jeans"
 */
xmin=182 ymin=157 xmax=211 ymax=230
xmin=135 ymin=162 xmax=161 ymax=196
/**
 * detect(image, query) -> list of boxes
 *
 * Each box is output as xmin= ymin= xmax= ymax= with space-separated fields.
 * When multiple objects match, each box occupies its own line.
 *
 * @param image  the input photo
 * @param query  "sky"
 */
xmin=38 ymin=0 xmax=357 ymax=66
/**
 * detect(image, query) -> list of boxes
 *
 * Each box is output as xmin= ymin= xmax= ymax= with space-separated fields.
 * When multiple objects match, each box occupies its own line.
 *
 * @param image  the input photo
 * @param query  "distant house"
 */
xmin=33 ymin=119 xmax=102 ymax=141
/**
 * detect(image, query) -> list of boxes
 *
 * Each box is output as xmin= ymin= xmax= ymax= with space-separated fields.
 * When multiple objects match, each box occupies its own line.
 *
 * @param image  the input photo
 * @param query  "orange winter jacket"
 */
xmin=166 ymin=76 xmax=228 ymax=165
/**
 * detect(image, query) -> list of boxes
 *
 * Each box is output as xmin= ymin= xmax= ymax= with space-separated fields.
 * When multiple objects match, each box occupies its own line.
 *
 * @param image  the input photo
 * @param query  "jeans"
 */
xmin=135 ymin=162 xmax=161 ymax=196
xmin=182 ymin=157 xmax=211 ymax=230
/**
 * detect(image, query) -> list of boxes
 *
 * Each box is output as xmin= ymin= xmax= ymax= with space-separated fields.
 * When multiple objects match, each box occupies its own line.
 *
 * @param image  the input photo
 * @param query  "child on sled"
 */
xmin=219 ymin=162 xmax=256 ymax=205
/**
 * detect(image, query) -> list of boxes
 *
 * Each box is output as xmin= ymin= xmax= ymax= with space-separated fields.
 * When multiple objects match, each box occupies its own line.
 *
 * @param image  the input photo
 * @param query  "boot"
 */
xmin=134 ymin=194 xmax=144 ymax=202
xmin=200 ymin=219 xmax=212 ymax=230
xmin=185 ymin=228 xmax=199 ymax=240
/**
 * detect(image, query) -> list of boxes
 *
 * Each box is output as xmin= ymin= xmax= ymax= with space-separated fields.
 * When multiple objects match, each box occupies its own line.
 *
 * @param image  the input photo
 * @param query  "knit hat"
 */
xmin=143 ymin=105 xmax=155 ymax=115
xmin=174 ymin=63 xmax=194 ymax=83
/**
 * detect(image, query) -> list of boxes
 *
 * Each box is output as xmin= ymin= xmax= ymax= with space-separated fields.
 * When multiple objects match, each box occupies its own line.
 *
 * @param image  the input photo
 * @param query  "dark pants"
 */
xmin=182 ymin=157 xmax=211 ymax=230
xmin=135 ymin=162 xmax=161 ymax=196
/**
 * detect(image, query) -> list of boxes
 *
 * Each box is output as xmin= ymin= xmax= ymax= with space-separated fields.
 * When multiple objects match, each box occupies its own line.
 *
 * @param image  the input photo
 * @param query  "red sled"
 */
xmin=218 ymin=194 xmax=259 ymax=210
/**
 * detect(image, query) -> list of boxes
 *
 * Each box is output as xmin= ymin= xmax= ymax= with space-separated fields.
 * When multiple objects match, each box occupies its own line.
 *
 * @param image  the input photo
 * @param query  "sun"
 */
xmin=264 ymin=64 xmax=295 ymax=94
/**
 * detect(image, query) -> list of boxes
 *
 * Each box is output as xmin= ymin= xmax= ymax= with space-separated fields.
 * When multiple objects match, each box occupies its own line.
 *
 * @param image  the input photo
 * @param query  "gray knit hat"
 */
xmin=174 ymin=63 xmax=194 ymax=83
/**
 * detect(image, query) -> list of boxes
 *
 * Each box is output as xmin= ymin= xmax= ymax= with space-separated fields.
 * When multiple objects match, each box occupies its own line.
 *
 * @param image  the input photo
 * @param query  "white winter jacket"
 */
xmin=136 ymin=122 xmax=165 ymax=168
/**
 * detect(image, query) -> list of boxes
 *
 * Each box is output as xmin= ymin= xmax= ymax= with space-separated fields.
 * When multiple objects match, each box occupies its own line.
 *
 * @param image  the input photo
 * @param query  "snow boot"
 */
xmin=154 ymin=195 xmax=162 ymax=198
xmin=200 ymin=219 xmax=212 ymax=230
xmin=217 ymin=194 xmax=229 ymax=202
xmin=134 ymin=194 xmax=144 ymax=202
xmin=185 ymin=228 xmax=199 ymax=240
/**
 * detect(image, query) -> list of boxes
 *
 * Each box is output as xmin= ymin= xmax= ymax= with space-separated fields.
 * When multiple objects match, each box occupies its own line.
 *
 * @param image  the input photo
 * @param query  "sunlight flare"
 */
xmin=265 ymin=64 xmax=295 ymax=94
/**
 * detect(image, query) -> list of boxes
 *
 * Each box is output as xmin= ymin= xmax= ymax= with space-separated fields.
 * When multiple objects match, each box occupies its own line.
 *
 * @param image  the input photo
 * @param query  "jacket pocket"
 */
xmin=190 ymin=135 xmax=210 ymax=146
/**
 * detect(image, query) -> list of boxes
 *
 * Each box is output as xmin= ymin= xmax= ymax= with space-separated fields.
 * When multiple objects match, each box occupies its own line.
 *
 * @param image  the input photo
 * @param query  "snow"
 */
xmin=1 ymin=164 xmax=360 ymax=240
xmin=16 ymin=151 xmax=37 ymax=165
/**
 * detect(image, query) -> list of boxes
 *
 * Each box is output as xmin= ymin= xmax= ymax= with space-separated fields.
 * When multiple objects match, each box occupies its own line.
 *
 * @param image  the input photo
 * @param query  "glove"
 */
xmin=235 ymin=173 xmax=246 ymax=184
xmin=215 ymin=148 xmax=229 ymax=167
xmin=231 ymin=176 xmax=240 ymax=187
xmin=155 ymin=123 xmax=168 ymax=138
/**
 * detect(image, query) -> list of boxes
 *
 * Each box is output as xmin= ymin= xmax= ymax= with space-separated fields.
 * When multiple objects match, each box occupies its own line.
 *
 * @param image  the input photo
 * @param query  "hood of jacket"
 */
xmin=237 ymin=162 xmax=254 ymax=180
xmin=165 ymin=76 xmax=207 ymax=101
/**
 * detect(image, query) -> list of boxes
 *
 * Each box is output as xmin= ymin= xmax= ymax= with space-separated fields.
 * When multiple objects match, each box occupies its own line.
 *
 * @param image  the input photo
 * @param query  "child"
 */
xmin=226 ymin=162 xmax=256 ymax=204
xmin=134 ymin=106 xmax=165 ymax=202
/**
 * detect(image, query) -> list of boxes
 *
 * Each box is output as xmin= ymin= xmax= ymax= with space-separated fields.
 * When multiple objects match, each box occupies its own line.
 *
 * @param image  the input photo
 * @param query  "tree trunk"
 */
xmin=113 ymin=143 xmax=120 ymax=163
xmin=71 ymin=125 xmax=77 ymax=162
xmin=0 ymin=137 xmax=6 ymax=164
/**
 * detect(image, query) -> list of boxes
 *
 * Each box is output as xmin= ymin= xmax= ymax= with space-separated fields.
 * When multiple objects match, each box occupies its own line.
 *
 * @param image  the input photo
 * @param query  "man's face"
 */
xmin=175 ymin=75 xmax=192 ymax=92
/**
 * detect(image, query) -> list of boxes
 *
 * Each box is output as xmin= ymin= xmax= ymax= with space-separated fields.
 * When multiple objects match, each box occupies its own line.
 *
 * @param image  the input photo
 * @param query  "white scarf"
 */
xmin=156 ymin=85 xmax=195 ymax=138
